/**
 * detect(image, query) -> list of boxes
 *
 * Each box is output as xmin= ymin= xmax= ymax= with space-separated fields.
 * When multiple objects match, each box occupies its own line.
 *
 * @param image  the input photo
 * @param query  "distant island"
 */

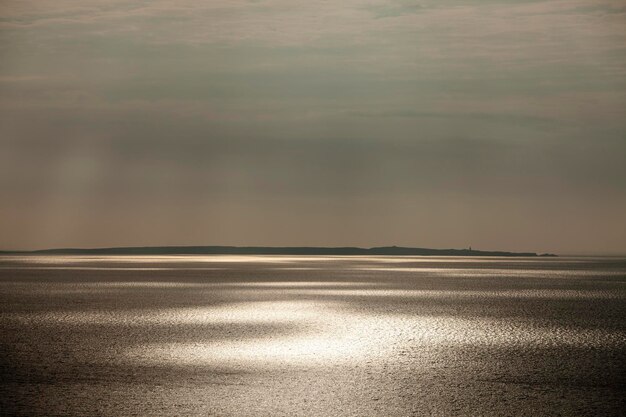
xmin=0 ymin=245 xmax=556 ymax=257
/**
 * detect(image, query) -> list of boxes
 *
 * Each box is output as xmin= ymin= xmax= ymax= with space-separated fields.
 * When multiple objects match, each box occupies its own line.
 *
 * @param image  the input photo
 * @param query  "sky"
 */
xmin=1 ymin=0 xmax=625 ymax=254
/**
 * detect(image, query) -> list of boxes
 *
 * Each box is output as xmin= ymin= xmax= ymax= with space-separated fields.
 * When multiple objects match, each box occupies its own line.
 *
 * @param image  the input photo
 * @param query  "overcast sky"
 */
xmin=1 ymin=0 xmax=625 ymax=254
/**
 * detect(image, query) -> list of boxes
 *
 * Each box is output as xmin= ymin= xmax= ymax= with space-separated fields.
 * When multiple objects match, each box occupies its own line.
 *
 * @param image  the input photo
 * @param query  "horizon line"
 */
xmin=0 ymin=244 xmax=560 ymax=257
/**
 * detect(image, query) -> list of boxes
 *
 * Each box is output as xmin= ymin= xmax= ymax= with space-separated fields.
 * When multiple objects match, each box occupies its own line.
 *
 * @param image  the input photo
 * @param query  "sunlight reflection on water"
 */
xmin=122 ymin=299 xmax=626 ymax=369
xmin=1 ymin=255 xmax=625 ymax=416
xmin=1 ymin=255 xmax=349 ymax=265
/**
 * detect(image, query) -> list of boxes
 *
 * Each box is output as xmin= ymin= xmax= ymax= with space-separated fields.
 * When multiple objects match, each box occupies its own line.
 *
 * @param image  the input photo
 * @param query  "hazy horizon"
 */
xmin=0 ymin=243 xmax=543 ymax=252
xmin=1 ymin=0 xmax=625 ymax=254
xmin=4 ymin=243 xmax=626 ymax=257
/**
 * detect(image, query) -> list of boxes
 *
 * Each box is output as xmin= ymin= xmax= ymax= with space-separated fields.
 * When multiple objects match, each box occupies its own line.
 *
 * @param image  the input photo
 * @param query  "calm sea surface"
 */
xmin=1 ymin=255 xmax=625 ymax=416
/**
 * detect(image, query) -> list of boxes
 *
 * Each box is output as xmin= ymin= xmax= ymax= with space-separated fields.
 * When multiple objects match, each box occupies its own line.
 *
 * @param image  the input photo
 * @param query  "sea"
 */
xmin=1 ymin=255 xmax=624 ymax=416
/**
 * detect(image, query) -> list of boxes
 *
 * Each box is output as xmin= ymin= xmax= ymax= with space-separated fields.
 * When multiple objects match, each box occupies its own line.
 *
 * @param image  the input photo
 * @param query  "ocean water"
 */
xmin=0 ymin=255 xmax=624 ymax=416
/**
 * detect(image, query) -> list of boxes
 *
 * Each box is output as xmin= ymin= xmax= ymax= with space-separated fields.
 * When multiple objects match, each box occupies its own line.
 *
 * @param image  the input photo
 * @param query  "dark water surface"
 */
xmin=1 ymin=255 xmax=625 ymax=416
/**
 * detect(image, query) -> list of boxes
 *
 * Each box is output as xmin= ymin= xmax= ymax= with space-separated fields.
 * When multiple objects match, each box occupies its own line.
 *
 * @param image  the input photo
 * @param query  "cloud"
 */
xmin=0 ymin=0 xmax=625 ymax=252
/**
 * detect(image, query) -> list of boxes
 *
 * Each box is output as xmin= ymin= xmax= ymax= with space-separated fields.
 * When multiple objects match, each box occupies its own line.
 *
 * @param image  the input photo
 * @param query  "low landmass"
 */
xmin=0 ymin=245 xmax=557 ymax=257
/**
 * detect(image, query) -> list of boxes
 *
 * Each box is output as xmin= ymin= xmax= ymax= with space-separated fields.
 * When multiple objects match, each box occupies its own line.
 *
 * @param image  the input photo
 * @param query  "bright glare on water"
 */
xmin=1 ymin=255 xmax=625 ymax=416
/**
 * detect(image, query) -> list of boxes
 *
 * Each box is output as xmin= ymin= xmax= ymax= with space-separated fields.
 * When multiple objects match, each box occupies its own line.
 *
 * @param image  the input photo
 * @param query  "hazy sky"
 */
xmin=1 ymin=0 xmax=625 ymax=254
